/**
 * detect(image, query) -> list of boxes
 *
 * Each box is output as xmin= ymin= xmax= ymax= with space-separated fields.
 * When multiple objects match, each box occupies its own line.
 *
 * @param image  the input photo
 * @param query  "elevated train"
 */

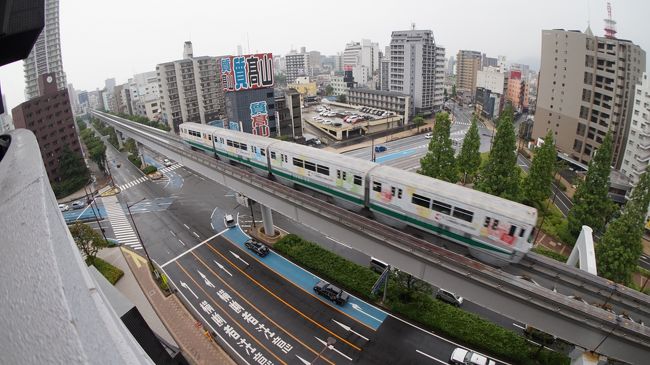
xmin=179 ymin=122 xmax=537 ymax=265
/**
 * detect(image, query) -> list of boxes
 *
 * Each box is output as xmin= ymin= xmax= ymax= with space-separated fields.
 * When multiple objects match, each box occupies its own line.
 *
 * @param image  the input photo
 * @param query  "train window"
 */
xmin=508 ymin=225 xmax=517 ymax=236
xmin=220 ymin=138 xmax=224 ymax=144
xmin=208 ymin=135 xmax=212 ymax=141
xmin=432 ymin=200 xmax=452 ymax=215
xmin=317 ymin=165 xmax=329 ymax=175
xmin=336 ymin=170 xmax=341 ymax=179
xmin=233 ymin=141 xmax=240 ymax=149
xmin=261 ymin=149 xmax=266 ymax=156
xmin=227 ymin=140 xmax=233 ymax=147
xmin=483 ymin=217 xmax=491 ymax=227
xmin=492 ymin=219 xmax=500 ymax=229
xmin=252 ymin=146 xmax=257 ymax=153
xmin=373 ymin=181 xmax=382 ymax=192
xmin=240 ymin=143 xmax=247 ymax=151
xmin=519 ymin=228 xmax=526 ymax=238
xmin=528 ymin=228 xmax=536 ymax=243
xmin=452 ymin=207 xmax=474 ymax=222
xmin=412 ymin=193 xmax=430 ymax=208
xmin=397 ymin=188 xmax=403 ymax=199
xmin=391 ymin=187 xmax=396 ymax=196
xmin=293 ymin=158 xmax=304 ymax=168
xmin=353 ymin=175 xmax=362 ymax=185
xmin=271 ymin=151 xmax=276 ymax=159
xmin=304 ymin=161 xmax=316 ymax=171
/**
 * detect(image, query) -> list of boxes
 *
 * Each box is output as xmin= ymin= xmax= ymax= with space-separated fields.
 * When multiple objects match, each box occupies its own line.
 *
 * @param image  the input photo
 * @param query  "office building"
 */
xmin=532 ymin=28 xmax=645 ymax=168
xmin=476 ymin=66 xmax=506 ymax=95
xmin=389 ymin=29 xmax=445 ymax=116
xmin=505 ymin=70 xmax=529 ymax=112
xmin=285 ymin=49 xmax=311 ymax=84
xmin=274 ymin=89 xmax=303 ymax=140
xmin=434 ymin=46 xmax=446 ymax=108
xmin=447 ymin=56 xmax=456 ymax=75
xmin=23 ymin=0 xmax=66 ymax=100
xmin=348 ymin=88 xmax=411 ymax=122
xmin=330 ymin=75 xmax=348 ymax=96
xmin=12 ymin=73 xmax=82 ymax=182
xmin=379 ymin=58 xmax=390 ymax=91
xmin=475 ymin=87 xmax=502 ymax=121
xmin=128 ymin=71 xmax=161 ymax=121
xmin=221 ymin=53 xmax=277 ymax=136
xmin=456 ymin=50 xmax=482 ymax=96
xmin=621 ymin=73 xmax=650 ymax=184
xmin=342 ymin=39 xmax=380 ymax=87
xmin=157 ymin=41 xmax=225 ymax=131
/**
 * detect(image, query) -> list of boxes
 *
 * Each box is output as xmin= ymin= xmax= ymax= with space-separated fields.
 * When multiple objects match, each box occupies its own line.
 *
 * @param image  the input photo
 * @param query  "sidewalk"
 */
xmin=116 ymin=247 xmax=236 ymax=365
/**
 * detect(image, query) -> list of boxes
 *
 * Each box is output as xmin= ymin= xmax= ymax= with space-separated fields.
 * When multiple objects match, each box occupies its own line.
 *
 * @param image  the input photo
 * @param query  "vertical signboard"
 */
xmin=250 ymin=101 xmax=270 ymax=137
xmin=221 ymin=54 xmax=274 ymax=92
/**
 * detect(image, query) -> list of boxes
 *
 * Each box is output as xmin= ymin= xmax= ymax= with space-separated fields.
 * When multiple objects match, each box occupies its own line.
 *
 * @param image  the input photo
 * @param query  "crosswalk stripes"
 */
xmin=102 ymin=195 xmax=143 ymax=250
xmin=118 ymin=176 xmax=149 ymax=192
xmin=158 ymin=163 xmax=182 ymax=174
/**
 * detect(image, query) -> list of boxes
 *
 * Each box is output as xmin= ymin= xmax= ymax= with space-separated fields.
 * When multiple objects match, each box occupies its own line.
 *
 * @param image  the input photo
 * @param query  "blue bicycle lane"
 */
xmin=219 ymin=224 xmax=388 ymax=331
xmin=62 ymin=203 xmax=106 ymax=223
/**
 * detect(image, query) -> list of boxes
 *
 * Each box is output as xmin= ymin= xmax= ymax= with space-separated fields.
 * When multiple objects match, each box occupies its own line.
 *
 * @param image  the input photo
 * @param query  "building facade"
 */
xmin=0 ymin=93 xmax=14 ymax=134
xmin=128 ymin=71 xmax=161 ymax=121
xmin=157 ymin=42 xmax=224 ymax=131
xmin=456 ymin=50 xmax=482 ymax=97
xmin=621 ymin=73 xmax=650 ymax=184
xmin=330 ymin=75 xmax=348 ymax=96
xmin=505 ymin=70 xmax=529 ymax=112
xmin=23 ymin=0 xmax=67 ymax=101
xmin=348 ymin=88 xmax=410 ymax=122
xmin=532 ymin=28 xmax=645 ymax=168
xmin=12 ymin=73 xmax=82 ymax=182
xmin=285 ymin=49 xmax=311 ymax=84
xmin=274 ymin=88 xmax=303 ymax=140
xmin=476 ymin=66 xmax=506 ymax=95
xmin=389 ymin=29 xmax=444 ymax=116
xmin=379 ymin=58 xmax=390 ymax=91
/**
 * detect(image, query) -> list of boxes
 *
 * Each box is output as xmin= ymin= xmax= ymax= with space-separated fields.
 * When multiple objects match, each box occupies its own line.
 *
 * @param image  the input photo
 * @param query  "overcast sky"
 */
xmin=1 ymin=0 xmax=649 ymax=113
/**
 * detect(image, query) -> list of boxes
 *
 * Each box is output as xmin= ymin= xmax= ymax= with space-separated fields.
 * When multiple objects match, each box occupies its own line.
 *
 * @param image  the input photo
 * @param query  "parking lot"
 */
xmin=302 ymin=103 xmax=402 ymax=141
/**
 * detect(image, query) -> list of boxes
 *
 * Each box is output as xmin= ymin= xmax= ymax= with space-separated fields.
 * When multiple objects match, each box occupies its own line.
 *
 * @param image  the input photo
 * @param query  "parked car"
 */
xmin=58 ymin=203 xmax=69 ymax=212
xmin=244 ymin=239 xmax=270 ymax=257
xmin=313 ymin=280 xmax=349 ymax=305
xmin=163 ymin=158 xmax=173 ymax=167
xmin=435 ymin=288 xmax=463 ymax=306
xmin=449 ymin=348 xmax=496 ymax=365
xmin=224 ymin=214 xmax=236 ymax=228
xmin=425 ymin=132 xmax=433 ymax=139
xmin=71 ymin=200 xmax=86 ymax=210
xmin=374 ymin=145 xmax=387 ymax=153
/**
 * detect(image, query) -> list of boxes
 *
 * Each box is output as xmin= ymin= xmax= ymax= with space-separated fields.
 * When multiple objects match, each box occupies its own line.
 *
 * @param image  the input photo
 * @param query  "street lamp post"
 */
xmin=126 ymin=197 xmax=156 ymax=274
xmin=310 ymin=337 xmax=336 ymax=364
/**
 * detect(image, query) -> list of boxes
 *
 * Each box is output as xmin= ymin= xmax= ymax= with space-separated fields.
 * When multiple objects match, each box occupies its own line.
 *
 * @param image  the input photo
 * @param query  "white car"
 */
xmin=425 ymin=132 xmax=433 ymax=139
xmin=224 ymin=214 xmax=236 ymax=228
xmin=163 ymin=158 xmax=173 ymax=167
xmin=450 ymin=348 xmax=496 ymax=365
xmin=58 ymin=203 xmax=69 ymax=212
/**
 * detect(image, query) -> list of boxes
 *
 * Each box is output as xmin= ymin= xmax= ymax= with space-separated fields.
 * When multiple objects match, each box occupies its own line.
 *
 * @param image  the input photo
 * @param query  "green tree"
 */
xmin=456 ymin=115 xmax=481 ymax=185
xmin=419 ymin=112 xmax=458 ymax=183
xmin=391 ymin=269 xmax=432 ymax=302
xmin=596 ymin=167 xmax=650 ymax=284
xmin=412 ymin=115 xmax=425 ymax=133
xmin=325 ymin=85 xmax=334 ymax=96
xmin=51 ymin=147 xmax=90 ymax=198
xmin=337 ymin=94 xmax=347 ymax=103
xmin=567 ymin=131 xmax=615 ymax=238
xmin=475 ymin=105 xmax=520 ymax=200
xmin=69 ymin=222 xmax=108 ymax=264
xmin=451 ymin=85 xmax=457 ymax=98
xmin=124 ymin=138 xmax=138 ymax=155
xmin=521 ymin=130 xmax=557 ymax=209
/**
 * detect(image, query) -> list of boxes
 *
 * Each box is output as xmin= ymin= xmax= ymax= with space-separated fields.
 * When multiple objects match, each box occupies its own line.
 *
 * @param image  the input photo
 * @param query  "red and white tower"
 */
xmin=604 ymin=1 xmax=617 ymax=39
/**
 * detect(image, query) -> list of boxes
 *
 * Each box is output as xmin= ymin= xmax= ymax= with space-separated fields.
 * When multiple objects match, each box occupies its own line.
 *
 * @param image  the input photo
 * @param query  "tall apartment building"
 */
xmin=12 ymin=73 xmax=82 ymax=182
xmin=456 ymin=50 xmax=482 ymax=96
xmin=621 ymin=73 xmax=650 ymax=184
xmin=532 ymin=28 xmax=645 ymax=168
xmin=285 ymin=49 xmax=311 ymax=84
xmin=342 ymin=39 xmax=380 ymax=88
xmin=434 ymin=46 xmax=446 ymax=108
xmin=23 ymin=0 xmax=66 ymax=100
xmin=128 ymin=71 xmax=161 ymax=121
xmin=379 ymin=58 xmax=390 ymax=91
xmin=389 ymin=29 xmax=445 ymax=116
xmin=157 ymin=42 xmax=225 ymax=132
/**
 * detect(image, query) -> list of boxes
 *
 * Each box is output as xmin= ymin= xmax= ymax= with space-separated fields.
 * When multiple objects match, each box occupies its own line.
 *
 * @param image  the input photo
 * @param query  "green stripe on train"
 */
xmin=370 ymin=203 xmax=511 ymax=255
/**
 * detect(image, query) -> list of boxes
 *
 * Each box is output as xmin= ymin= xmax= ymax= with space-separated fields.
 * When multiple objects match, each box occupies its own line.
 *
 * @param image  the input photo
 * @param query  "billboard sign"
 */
xmin=221 ymin=53 xmax=274 ymax=92
xmin=250 ymin=101 xmax=270 ymax=137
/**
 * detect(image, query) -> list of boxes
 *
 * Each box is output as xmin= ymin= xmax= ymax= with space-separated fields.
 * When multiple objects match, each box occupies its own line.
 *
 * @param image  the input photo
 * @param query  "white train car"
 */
xmin=267 ymin=142 xmax=376 ymax=211
xmin=179 ymin=123 xmax=273 ymax=176
xmin=367 ymin=165 xmax=538 ymax=265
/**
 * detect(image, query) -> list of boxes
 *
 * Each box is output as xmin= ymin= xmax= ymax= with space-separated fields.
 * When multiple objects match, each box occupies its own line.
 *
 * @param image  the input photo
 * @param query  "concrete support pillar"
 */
xmin=569 ymin=348 xmax=607 ymax=365
xmin=136 ymin=141 xmax=144 ymax=168
xmin=116 ymin=131 xmax=124 ymax=149
xmin=260 ymin=204 xmax=276 ymax=237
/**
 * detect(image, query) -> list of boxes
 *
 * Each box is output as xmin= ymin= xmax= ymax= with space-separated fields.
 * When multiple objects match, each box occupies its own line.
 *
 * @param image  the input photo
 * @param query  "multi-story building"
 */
xmin=0 ymin=93 xmax=14 ymax=134
xmin=456 ymin=50 xmax=482 ymax=97
xmin=309 ymin=51 xmax=322 ymax=74
xmin=274 ymin=88 xmax=303 ymax=140
xmin=379 ymin=58 xmax=390 ymax=91
xmin=23 ymin=0 xmax=66 ymax=100
xmin=434 ymin=46 xmax=446 ymax=107
xmin=476 ymin=66 xmax=506 ymax=95
xmin=330 ymin=75 xmax=348 ymax=96
xmin=12 ymin=73 xmax=82 ymax=183
xmin=389 ymin=29 xmax=444 ymax=116
xmin=342 ymin=39 xmax=380 ymax=88
xmin=447 ymin=56 xmax=456 ymax=75
xmin=532 ymin=28 xmax=645 ymax=168
xmin=128 ymin=71 xmax=161 ymax=121
xmin=475 ymin=87 xmax=502 ymax=121
xmin=621 ymin=73 xmax=650 ymax=184
xmin=157 ymin=42 xmax=225 ymax=131
xmin=505 ymin=70 xmax=529 ymax=112
xmin=285 ymin=49 xmax=311 ymax=84
xmin=348 ymin=88 xmax=410 ymax=122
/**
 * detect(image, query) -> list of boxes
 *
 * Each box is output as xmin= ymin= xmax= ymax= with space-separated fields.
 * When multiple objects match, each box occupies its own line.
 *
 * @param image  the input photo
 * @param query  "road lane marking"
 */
xmin=183 ymin=223 xmax=190 ymax=230
xmin=193 ymin=231 xmax=200 ymax=239
xmin=160 ymin=230 xmax=226 ymax=268
xmin=175 ymin=262 xmax=289 ymax=365
xmin=201 ymin=245 xmax=363 ymax=351
xmin=170 ymin=230 xmax=176 ymax=237
xmin=314 ymin=336 xmax=352 ymax=361
xmin=512 ymin=323 xmax=526 ymax=330
xmin=415 ymin=349 xmax=447 ymax=364
xmin=155 ymin=265 xmax=250 ymax=365
xmin=178 ymin=239 xmax=186 ymax=246
xmin=332 ymin=319 xmax=369 ymax=341
xmin=213 ymin=260 xmax=233 ymax=277
xmin=187 ymin=254 xmax=337 ymax=364
xmin=229 ymin=250 xmax=250 ymax=266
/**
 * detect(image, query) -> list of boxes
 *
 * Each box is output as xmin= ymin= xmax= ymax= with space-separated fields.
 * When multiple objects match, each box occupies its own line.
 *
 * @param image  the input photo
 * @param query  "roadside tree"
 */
xmin=419 ymin=112 xmax=457 ymax=183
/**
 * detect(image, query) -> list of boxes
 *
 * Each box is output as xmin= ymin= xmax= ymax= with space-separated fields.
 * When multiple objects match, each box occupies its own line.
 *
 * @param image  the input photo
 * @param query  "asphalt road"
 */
xmin=95 ymin=136 xmax=516 ymax=364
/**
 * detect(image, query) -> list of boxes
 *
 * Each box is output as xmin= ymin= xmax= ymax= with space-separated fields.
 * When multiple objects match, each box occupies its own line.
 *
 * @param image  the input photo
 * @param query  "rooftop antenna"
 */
xmin=604 ymin=1 xmax=617 ymax=39
xmin=411 ymin=22 xmax=416 ymax=30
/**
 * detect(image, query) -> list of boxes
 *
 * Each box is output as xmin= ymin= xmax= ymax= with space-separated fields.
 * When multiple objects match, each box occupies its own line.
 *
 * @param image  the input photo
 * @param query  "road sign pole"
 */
xmin=382 ymin=267 xmax=390 ymax=304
